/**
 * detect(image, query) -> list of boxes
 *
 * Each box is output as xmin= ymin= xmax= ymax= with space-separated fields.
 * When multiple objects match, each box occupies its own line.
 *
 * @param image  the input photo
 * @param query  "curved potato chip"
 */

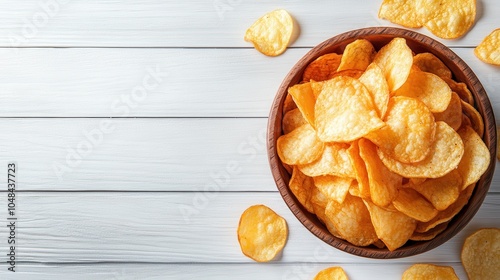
xmin=364 ymin=200 xmax=416 ymax=251
xmin=244 ymin=9 xmax=297 ymax=56
xmin=359 ymin=63 xmax=390 ymax=118
xmin=283 ymin=108 xmax=308 ymax=134
xmin=237 ymin=205 xmax=288 ymax=262
xmin=298 ymin=143 xmax=355 ymax=177
xmin=407 ymin=170 xmax=462 ymax=211
xmin=461 ymin=228 xmax=500 ymax=280
xmin=475 ymin=29 xmax=500 ymax=65
xmin=331 ymin=69 xmax=364 ymax=79
xmin=313 ymin=175 xmax=353 ymax=204
xmin=337 ymin=39 xmax=376 ymax=72
xmin=289 ymin=82 xmax=316 ymax=127
xmin=410 ymin=222 xmax=448 ymax=241
xmin=378 ymin=0 xmax=424 ymax=28
xmin=311 ymin=187 xmax=343 ymax=239
xmin=283 ymin=92 xmax=298 ymax=114
xmin=367 ymin=96 xmax=436 ymax=163
xmin=325 ymin=194 xmax=378 ymax=247
xmin=289 ymin=167 xmax=315 ymax=213
xmin=277 ymin=123 xmax=324 ymax=165
xmin=461 ymin=100 xmax=484 ymax=138
xmin=457 ymin=125 xmax=490 ymax=190
xmin=394 ymin=68 xmax=452 ymax=113
xmin=359 ymin=138 xmax=401 ymax=207
xmin=379 ymin=121 xmax=464 ymax=178
xmin=424 ymin=0 xmax=476 ymax=39
xmin=303 ymin=53 xmax=342 ymax=82
xmin=434 ymin=92 xmax=462 ymax=131
xmin=402 ymin=264 xmax=459 ymax=280
xmin=393 ymin=187 xmax=438 ymax=222
xmin=313 ymin=266 xmax=349 ymax=280
xmin=373 ymin=38 xmax=413 ymax=92
xmin=315 ymin=76 xmax=384 ymax=142
xmin=348 ymin=141 xmax=370 ymax=199
xmin=442 ymin=77 xmax=474 ymax=105
xmin=413 ymin=52 xmax=453 ymax=79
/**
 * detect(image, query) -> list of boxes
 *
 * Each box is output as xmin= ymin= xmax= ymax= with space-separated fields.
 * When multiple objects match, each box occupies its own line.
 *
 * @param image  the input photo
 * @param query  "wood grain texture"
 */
xmin=0 ymin=48 xmax=497 ymax=118
xmin=0 ymin=192 xmax=497 ymax=264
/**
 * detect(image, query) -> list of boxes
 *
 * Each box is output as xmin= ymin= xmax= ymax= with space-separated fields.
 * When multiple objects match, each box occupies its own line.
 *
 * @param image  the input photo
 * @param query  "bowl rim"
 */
xmin=267 ymin=27 xmax=497 ymax=259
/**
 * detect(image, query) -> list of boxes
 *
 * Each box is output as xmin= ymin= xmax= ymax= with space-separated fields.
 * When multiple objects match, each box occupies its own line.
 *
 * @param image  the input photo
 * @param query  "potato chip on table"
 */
xmin=313 ymin=266 xmax=349 ymax=280
xmin=475 ymin=29 xmax=500 ymax=65
xmin=402 ymin=264 xmax=459 ymax=280
xmin=461 ymin=228 xmax=500 ymax=280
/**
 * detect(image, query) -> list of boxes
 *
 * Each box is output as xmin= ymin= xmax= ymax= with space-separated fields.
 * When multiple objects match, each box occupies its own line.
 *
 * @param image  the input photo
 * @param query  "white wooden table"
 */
xmin=0 ymin=1 xmax=498 ymax=279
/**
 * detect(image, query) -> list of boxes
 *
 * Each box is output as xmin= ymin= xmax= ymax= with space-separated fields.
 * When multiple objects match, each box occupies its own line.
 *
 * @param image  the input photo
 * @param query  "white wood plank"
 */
xmin=0 ymin=118 xmax=498 ymax=192
xmin=0 ymin=48 xmax=498 ymax=118
xmin=0 ymin=263 xmax=468 ymax=280
xmin=0 ymin=192 xmax=497 ymax=264
xmin=0 ymin=0 xmax=498 ymax=48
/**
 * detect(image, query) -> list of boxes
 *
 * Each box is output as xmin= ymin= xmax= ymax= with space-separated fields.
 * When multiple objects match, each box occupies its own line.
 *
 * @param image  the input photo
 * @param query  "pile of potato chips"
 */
xmin=277 ymin=37 xmax=490 ymax=251
xmin=378 ymin=0 xmax=476 ymax=39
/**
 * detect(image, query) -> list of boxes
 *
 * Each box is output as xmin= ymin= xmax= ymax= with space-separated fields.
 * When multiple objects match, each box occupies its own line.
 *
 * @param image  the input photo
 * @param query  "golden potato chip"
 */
xmin=315 ymin=76 xmax=384 ymax=142
xmin=393 ymin=187 xmax=438 ymax=222
xmin=288 ymin=82 xmax=316 ymax=127
xmin=424 ymin=0 xmax=476 ymax=39
xmin=313 ymin=266 xmax=349 ymax=280
xmin=298 ymin=143 xmax=355 ymax=178
xmin=277 ymin=123 xmax=324 ymax=165
xmin=410 ymin=222 xmax=448 ymax=241
xmin=434 ymin=92 xmax=462 ymax=131
xmin=325 ymin=194 xmax=378 ymax=247
xmin=407 ymin=170 xmax=462 ymax=211
xmin=379 ymin=121 xmax=464 ymax=178
xmin=373 ymin=38 xmax=413 ymax=92
xmin=359 ymin=138 xmax=401 ymax=207
xmin=313 ymin=175 xmax=353 ymax=204
xmin=364 ymin=200 xmax=416 ymax=251
xmin=394 ymin=68 xmax=452 ymax=113
xmin=303 ymin=53 xmax=342 ymax=82
xmin=337 ymin=39 xmax=376 ymax=72
xmin=282 ymin=108 xmax=307 ymax=134
xmin=244 ymin=9 xmax=297 ymax=56
xmin=402 ymin=264 xmax=459 ymax=280
xmin=367 ymin=96 xmax=436 ymax=163
xmin=410 ymin=177 xmax=427 ymax=185
xmin=237 ymin=205 xmax=288 ymax=262
xmin=461 ymin=100 xmax=484 ymax=138
xmin=283 ymin=92 xmax=297 ymax=114
xmin=413 ymin=52 xmax=452 ymax=79
xmin=348 ymin=141 xmax=370 ymax=199
xmin=289 ymin=167 xmax=315 ymax=213
xmin=442 ymin=77 xmax=474 ymax=105
xmin=359 ymin=63 xmax=390 ymax=118
xmin=475 ymin=29 xmax=500 ymax=65
xmin=416 ymin=183 xmax=475 ymax=233
xmin=378 ymin=0 xmax=424 ymax=28
xmin=457 ymin=125 xmax=491 ymax=190
xmin=331 ymin=69 xmax=365 ymax=79
xmin=311 ymin=187 xmax=343 ymax=239
xmin=461 ymin=228 xmax=500 ymax=280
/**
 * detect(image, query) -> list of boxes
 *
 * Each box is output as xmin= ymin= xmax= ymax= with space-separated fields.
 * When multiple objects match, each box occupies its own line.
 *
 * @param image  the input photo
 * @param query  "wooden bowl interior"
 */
xmin=267 ymin=27 xmax=496 ymax=258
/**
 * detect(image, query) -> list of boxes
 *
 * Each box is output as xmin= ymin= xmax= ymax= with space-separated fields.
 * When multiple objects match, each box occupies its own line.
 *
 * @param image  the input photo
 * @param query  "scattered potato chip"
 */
xmin=337 ymin=39 xmax=376 ymax=72
xmin=325 ymin=194 xmax=378 ymax=246
xmin=237 ymin=205 xmax=288 ymax=262
xmin=402 ymin=264 xmax=459 ymax=280
xmin=289 ymin=167 xmax=315 ymax=213
xmin=461 ymin=228 xmax=500 ymax=280
xmin=277 ymin=123 xmax=324 ymax=165
xmin=244 ymin=9 xmax=297 ymax=56
xmin=407 ymin=170 xmax=462 ymax=211
xmin=378 ymin=0 xmax=424 ymax=28
xmin=303 ymin=53 xmax=342 ymax=82
xmin=315 ymin=76 xmax=384 ymax=142
xmin=393 ymin=187 xmax=438 ymax=222
xmin=373 ymin=38 xmax=413 ymax=92
xmin=413 ymin=52 xmax=452 ymax=79
xmin=313 ymin=266 xmax=349 ymax=280
xmin=364 ymin=200 xmax=416 ymax=251
xmin=410 ymin=222 xmax=448 ymax=241
xmin=359 ymin=138 xmax=401 ymax=207
xmin=283 ymin=108 xmax=307 ymax=134
xmin=457 ymin=125 xmax=491 ymax=190
xmin=461 ymin=100 xmax=484 ymax=138
xmin=298 ymin=143 xmax=355 ymax=177
xmin=314 ymin=175 xmax=353 ymax=204
xmin=475 ymin=29 xmax=500 ymax=65
xmin=424 ymin=0 xmax=476 ymax=39
xmin=367 ymin=96 xmax=436 ymax=163
xmin=394 ymin=67 xmax=452 ymax=113
xmin=359 ymin=63 xmax=390 ymax=118
xmin=434 ymin=92 xmax=463 ymax=131
xmin=378 ymin=121 xmax=464 ymax=178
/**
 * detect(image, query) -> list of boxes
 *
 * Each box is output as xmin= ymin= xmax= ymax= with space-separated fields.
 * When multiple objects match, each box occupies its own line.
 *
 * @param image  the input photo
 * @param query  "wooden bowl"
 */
xmin=267 ymin=27 xmax=496 ymax=258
